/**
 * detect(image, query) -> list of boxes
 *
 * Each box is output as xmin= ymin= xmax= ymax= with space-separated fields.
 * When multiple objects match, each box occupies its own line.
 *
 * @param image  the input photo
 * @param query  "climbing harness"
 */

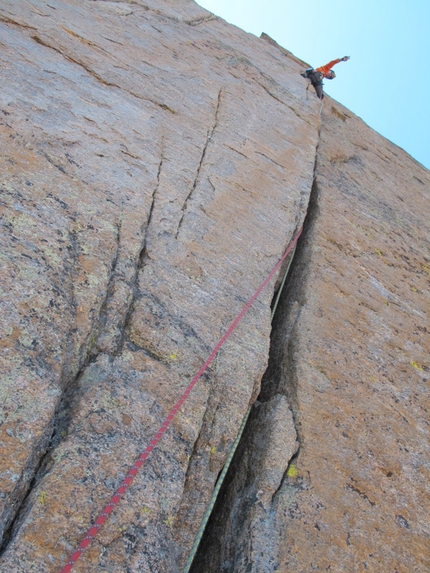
xmin=59 ymin=227 xmax=303 ymax=573
xmin=183 ymin=243 xmax=297 ymax=572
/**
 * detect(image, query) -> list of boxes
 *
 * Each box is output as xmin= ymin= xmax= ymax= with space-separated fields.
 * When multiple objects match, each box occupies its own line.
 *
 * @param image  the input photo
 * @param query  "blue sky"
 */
xmin=197 ymin=0 xmax=430 ymax=170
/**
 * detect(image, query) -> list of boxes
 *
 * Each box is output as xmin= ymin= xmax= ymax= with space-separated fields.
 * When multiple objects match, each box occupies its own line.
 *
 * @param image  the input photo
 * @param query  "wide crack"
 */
xmin=187 ymin=175 xmax=320 ymax=572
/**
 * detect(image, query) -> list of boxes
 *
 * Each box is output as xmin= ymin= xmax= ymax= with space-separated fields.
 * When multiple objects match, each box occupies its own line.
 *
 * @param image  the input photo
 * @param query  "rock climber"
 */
xmin=301 ymin=56 xmax=350 ymax=99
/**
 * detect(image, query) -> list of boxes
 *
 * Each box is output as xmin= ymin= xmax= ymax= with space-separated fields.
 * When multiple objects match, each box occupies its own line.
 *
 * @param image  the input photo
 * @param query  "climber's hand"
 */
xmin=342 ymin=56 xmax=350 ymax=61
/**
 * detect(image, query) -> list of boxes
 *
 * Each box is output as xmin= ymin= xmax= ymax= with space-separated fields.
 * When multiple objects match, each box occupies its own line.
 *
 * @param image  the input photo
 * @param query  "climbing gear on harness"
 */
xmin=300 ymin=68 xmax=314 ymax=78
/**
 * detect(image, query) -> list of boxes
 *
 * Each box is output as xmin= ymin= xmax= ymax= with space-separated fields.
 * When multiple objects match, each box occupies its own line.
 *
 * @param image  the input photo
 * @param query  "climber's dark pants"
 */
xmin=303 ymin=70 xmax=324 ymax=99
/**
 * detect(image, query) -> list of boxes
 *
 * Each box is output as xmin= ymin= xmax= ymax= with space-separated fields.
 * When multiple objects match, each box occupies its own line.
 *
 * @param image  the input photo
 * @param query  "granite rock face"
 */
xmin=0 ymin=1 xmax=429 ymax=573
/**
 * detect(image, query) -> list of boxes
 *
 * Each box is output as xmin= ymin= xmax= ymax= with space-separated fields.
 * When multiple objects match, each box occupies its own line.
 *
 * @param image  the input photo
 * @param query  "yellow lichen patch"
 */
xmin=164 ymin=515 xmax=174 ymax=529
xmin=410 ymin=361 xmax=424 ymax=372
xmin=287 ymin=464 xmax=298 ymax=478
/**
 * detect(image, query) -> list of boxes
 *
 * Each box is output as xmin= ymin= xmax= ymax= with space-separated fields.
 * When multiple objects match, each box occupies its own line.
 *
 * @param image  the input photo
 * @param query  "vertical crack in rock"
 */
xmin=0 ymin=440 xmax=49 ymax=557
xmin=175 ymin=88 xmax=223 ymax=238
xmin=119 ymin=154 xmax=163 ymax=340
xmin=188 ymin=154 xmax=321 ymax=572
xmin=91 ymin=219 xmax=123 ymax=346
xmin=0 ymin=303 xmax=104 ymax=556
xmin=95 ymin=152 xmax=164 ymax=356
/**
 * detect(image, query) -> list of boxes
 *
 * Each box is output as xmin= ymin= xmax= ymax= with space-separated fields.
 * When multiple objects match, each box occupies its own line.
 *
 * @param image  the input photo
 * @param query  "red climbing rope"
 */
xmin=59 ymin=226 xmax=303 ymax=573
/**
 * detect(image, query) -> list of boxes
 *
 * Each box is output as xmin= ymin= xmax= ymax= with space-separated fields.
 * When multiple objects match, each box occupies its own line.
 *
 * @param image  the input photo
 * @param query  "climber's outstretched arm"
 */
xmin=316 ymin=56 xmax=350 ymax=76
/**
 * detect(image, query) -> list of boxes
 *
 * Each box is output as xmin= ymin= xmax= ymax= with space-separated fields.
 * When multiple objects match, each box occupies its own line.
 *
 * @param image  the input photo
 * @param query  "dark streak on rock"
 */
xmin=346 ymin=483 xmax=376 ymax=507
xmin=395 ymin=514 xmax=410 ymax=529
xmin=254 ymin=76 xmax=308 ymax=123
xmin=31 ymin=35 xmax=114 ymax=87
xmin=255 ymin=151 xmax=285 ymax=170
xmin=226 ymin=145 xmax=248 ymax=159
xmin=0 ymin=423 xmax=56 ymax=556
xmin=0 ymin=15 xmax=37 ymax=29
xmin=43 ymin=152 xmax=68 ymax=175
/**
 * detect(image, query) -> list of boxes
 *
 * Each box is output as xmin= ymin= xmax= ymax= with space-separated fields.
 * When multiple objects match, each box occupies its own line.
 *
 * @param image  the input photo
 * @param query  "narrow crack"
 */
xmin=126 ymin=0 xmax=216 ymax=26
xmin=346 ymin=483 xmax=376 ymax=507
xmin=175 ymin=361 xmax=230 ymax=522
xmin=119 ymin=155 xmax=163 ymax=343
xmin=175 ymin=88 xmax=223 ymax=238
xmin=255 ymin=79 xmax=310 ymax=124
xmin=225 ymin=145 xmax=248 ymax=159
xmin=98 ymin=153 xmax=163 ymax=357
xmin=270 ymin=451 xmax=300 ymax=504
xmin=42 ymin=152 xmax=68 ymax=175
xmin=148 ymin=156 xmax=163 ymax=232
xmin=255 ymin=151 xmax=285 ymax=169
xmin=0 ymin=424 xmax=54 ymax=555
xmin=91 ymin=219 xmax=122 ymax=351
xmin=32 ymin=35 xmax=116 ymax=86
